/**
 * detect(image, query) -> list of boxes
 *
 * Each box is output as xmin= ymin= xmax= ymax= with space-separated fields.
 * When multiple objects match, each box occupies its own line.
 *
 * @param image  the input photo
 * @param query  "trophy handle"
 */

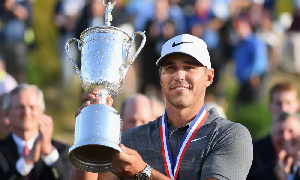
xmin=126 ymin=31 xmax=146 ymax=69
xmin=65 ymin=38 xmax=83 ymax=82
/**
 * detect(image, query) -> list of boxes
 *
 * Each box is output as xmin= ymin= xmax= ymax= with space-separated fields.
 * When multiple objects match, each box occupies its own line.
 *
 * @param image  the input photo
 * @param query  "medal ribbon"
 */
xmin=160 ymin=106 xmax=208 ymax=180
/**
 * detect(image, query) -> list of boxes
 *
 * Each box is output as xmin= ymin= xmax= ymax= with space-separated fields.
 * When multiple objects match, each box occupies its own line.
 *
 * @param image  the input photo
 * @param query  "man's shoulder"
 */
xmin=206 ymin=108 xmax=252 ymax=139
xmin=0 ymin=134 xmax=14 ymax=146
xmin=206 ymin=107 xmax=243 ymax=127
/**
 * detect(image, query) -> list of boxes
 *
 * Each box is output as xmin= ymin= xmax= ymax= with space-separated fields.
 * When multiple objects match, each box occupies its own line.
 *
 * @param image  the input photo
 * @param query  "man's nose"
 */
xmin=174 ymin=69 xmax=186 ymax=82
xmin=281 ymin=104 xmax=289 ymax=112
xmin=282 ymin=131 xmax=292 ymax=140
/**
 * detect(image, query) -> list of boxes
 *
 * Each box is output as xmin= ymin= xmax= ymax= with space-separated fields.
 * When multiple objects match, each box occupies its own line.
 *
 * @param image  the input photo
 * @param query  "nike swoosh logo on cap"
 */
xmin=172 ymin=42 xmax=193 ymax=47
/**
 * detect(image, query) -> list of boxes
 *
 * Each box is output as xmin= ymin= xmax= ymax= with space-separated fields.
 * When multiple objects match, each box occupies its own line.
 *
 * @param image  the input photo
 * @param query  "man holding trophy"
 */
xmin=70 ymin=34 xmax=253 ymax=179
xmin=67 ymin=1 xmax=253 ymax=180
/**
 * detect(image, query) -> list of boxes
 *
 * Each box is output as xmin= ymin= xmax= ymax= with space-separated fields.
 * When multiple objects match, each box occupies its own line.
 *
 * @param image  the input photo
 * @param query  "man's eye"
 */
xmin=166 ymin=66 xmax=176 ymax=70
xmin=185 ymin=66 xmax=194 ymax=69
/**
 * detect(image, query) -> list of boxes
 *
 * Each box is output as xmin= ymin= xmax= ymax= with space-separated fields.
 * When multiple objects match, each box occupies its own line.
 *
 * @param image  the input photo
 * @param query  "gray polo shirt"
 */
xmin=121 ymin=108 xmax=253 ymax=180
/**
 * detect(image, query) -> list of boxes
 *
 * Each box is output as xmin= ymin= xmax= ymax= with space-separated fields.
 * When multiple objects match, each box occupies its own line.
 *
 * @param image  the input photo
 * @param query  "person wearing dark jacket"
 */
xmin=0 ymin=83 xmax=72 ymax=180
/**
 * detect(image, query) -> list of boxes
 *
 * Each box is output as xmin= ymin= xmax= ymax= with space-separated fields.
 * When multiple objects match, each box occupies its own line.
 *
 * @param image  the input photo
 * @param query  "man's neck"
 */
xmin=165 ymin=104 xmax=203 ymax=128
xmin=13 ymin=129 xmax=39 ymax=141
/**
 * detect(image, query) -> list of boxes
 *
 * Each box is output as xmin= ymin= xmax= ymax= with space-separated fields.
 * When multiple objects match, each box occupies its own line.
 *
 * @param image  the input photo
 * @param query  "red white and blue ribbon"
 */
xmin=160 ymin=106 xmax=208 ymax=180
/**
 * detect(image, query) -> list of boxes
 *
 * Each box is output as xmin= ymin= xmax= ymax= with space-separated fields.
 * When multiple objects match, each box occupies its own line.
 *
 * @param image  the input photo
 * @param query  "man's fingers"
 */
xmin=119 ymin=144 xmax=136 ymax=155
xmin=75 ymin=101 xmax=91 ymax=117
xmin=81 ymin=90 xmax=99 ymax=101
xmin=285 ymin=156 xmax=293 ymax=172
xmin=39 ymin=115 xmax=53 ymax=133
xmin=114 ymin=144 xmax=141 ymax=164
xmin=39 ymin=115 xmax=53 ymax=128
xmin=107 ymin=96 xmax=113 ymax=106
xmin=76 ymin=92 xmax=114 ymax=117
xmin=111 ymin=144 xmax=147 ymax=179
xmin=278 ymin=150 xmax=287 ymax=165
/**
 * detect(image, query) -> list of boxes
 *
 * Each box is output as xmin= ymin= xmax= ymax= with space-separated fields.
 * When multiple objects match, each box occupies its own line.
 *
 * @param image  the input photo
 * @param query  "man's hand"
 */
xmin=274 ymin=150 xmax=293 ymax=180
xmin=112 ymin=144 xmax=147 ymax=179
xmin=24 ymin=135 xmax=42 ymax=165
xmin=39 ymin=114 xmax=54 ymax=155
xmin=75 ymin=90 xmax=113 ymax=117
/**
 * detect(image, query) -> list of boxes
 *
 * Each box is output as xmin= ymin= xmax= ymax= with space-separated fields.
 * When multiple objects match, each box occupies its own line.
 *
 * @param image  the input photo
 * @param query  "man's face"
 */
xmin=122 ymin=98 xmax=154 ymax=132
xmin=8 ymin=89 xmax=43 ymax=133
xmin=271 ymin=117 xmax=300 ymax=158
xmin=159 ymin=55 xmax=213 ymax=109
xmin=269 ymin=91 xmax=300 ymax=116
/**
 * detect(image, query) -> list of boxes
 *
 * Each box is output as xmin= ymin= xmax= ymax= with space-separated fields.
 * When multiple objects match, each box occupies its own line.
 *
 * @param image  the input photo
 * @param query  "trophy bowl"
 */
xmin=65 ymin=4 xmax=146 ymax=172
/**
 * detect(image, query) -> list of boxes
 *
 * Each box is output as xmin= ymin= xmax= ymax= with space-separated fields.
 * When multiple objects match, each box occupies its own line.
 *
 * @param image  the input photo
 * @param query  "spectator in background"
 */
xmin=140 ymin=0 xmax=178 ymax=100
xmin=75 ymin=0 xmax=105 ymax=40
xmin=263 ymin=0 xmax=276 ymax=18
xmin=0 ymin=0 xmax=31 ymax=82
xmin=0 ymin=55 xmax=18 ymax=96
xmin=250 ymin=112 xmax=300 ymax=179
xmin=187 ymin=0 xmax=226 ymax=99
xmin=288 ymin=3 xmax=300 ymax=74
xmin=53 ymin=0 xmax=85 ymax=84
xmin=0 ymin=83 xmax=72 ymax=180
xmin=0 ymin=94 xmax=10 ymax=139
xmin=167 ymin=0 xmax=186 ymax=34
xmin=149 ymin=96 xmax=165 ymax=119
xmin=125 ymin=0 xmax=155 ymax=32
xmin=110 ymin=0 xmax=130 ymax=27
xmin=232 ymin=12 xmax=268 ymax=105
xmin=0 ymin=55 xmax=17 ymax=140
xmin=248 ymin=81 xmax=300 ymax=179
xmin=272 ymin=112 xmax=300 ymax=179
xmin=120 ymin=93 xmax=164 ymax=132
xmin=128 ymin=0 xmax=185 ymax=34
xmin=256 ymin=10 xmax=283 ymax=73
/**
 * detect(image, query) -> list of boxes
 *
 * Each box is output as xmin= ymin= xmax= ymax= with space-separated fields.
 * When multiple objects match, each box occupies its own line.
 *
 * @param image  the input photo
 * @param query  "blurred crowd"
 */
xmin=0 ymin=0 xmax=300 ymax=111
xmin=1 ymin=0 xmax=300 ymax=105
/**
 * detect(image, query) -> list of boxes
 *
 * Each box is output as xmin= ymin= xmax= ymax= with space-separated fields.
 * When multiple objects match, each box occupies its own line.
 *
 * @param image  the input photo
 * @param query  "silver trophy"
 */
xmin=65 ymin=0 xmax=146 ymax=173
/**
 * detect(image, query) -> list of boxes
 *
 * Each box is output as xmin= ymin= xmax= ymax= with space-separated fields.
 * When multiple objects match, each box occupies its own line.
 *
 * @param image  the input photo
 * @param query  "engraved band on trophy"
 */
xmin=65 ymin=0 xmax=146 ymax=173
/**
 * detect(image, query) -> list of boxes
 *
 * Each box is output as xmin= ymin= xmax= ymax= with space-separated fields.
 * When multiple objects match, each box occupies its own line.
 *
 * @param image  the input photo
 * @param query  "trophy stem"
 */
xmin=96 ymin=89 xmax=110 ymax=104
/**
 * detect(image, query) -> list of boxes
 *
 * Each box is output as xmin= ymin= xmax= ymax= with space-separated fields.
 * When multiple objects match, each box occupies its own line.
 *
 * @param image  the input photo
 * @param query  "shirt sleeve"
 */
xmin=41 ymin=147 xmax=59 ymax=166
xmin=16 ymin=157 xmax=34 ymax=176
xmin=201 ymin=123 xmax=253 ymax=180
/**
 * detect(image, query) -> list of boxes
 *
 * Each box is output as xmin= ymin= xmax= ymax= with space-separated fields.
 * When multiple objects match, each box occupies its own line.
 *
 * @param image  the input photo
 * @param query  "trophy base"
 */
xmin=69 ymin=104 xmax=123 ymax=173
xmin=69 ymin=141 xmax=121 ymax=173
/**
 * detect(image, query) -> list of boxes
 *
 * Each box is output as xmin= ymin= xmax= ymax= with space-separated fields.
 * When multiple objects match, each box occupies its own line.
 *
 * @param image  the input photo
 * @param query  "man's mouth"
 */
xmin=280 ymin=141 xmax=293 ymax=148
xmin=174 ymin=86 xmax=188 ymax=90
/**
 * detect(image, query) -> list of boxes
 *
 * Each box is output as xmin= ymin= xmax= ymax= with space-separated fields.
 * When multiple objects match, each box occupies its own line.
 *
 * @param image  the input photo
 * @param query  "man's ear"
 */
xmin=159 ymin=68 xmax=162 ymax=85
xmin=206 ymin=68 xmax=214 ymax=87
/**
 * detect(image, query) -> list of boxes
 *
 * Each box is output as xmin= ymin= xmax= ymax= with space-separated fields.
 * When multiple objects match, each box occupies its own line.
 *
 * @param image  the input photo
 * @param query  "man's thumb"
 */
xmin=119 ymin=144 xmax=126 ymax=153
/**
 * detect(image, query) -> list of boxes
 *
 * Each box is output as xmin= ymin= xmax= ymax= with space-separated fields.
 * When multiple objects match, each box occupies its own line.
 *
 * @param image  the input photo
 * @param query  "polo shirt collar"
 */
xmin=165 ymin=107 xmax=220 ymax=130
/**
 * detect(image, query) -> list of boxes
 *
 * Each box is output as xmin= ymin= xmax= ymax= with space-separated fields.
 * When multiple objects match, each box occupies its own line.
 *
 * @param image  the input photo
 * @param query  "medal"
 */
xmin=160 ymin=106 xmax=208 ymax=179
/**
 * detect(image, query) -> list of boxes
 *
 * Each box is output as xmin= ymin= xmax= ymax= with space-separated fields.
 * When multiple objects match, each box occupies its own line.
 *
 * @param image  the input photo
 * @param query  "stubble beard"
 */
xmin=165 ymin=90 xmax=197 ymax=109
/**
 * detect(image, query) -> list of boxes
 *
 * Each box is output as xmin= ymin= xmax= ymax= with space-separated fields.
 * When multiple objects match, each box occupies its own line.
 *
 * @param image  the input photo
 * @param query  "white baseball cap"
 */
xmin=156 ymin=34 xmax=211 ymax=69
